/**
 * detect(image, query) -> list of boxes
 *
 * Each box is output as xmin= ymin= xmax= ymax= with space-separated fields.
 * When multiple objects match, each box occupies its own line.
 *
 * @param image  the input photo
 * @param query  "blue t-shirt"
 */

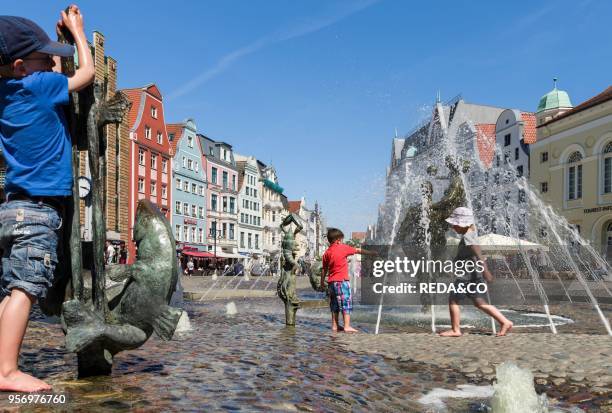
xmin=0 ymin=71 xmax=72 ymax=196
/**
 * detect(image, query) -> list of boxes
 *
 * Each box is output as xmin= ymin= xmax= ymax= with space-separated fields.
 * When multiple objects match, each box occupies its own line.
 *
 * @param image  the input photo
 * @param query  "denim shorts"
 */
xmin=0 ymin=200 xmax=62 ymax=300
xmin=329 ymin=280 xmax=353 ymax=314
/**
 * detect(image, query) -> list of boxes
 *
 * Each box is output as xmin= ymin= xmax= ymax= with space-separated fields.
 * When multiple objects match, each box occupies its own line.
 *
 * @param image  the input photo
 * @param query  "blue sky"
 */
xmin=8 ymin=0 xmax=612 ymax=234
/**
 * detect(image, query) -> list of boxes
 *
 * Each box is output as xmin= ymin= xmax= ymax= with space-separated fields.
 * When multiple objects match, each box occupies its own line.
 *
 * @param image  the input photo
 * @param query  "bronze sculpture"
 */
xmin=38 ymin=19 xmax=181 ymax=377
xmin=277 ymin=213 xmax=303 ymax=326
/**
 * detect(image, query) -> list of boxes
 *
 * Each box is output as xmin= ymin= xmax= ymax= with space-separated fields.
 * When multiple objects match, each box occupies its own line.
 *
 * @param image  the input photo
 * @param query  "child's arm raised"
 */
xmin=354 ymin=248 xmax=378 ymax=257
xmin=59 ymin=5 xmax=95 ymax=92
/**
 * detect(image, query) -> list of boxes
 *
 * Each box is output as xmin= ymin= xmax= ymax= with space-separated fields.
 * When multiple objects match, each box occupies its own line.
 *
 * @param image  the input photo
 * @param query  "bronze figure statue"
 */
xmin=277 ymin=213 xmax=303 ymax=326
xmin=41 ymin=17 xmax=180 ymax=377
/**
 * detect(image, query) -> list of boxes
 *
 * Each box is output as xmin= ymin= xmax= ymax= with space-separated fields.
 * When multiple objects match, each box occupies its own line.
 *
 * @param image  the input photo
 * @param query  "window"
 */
xmin=504 ymin=134 xmax=511 ymax=146
xmin=222 ymin=223 xmax=227 ymax=238
xmin=191 ymin=205 xmax=197 ymax=217
xmin=188 ymin=159 xmax=193 ymax=170
xmin=138 ymin=178 xmax=144 ymax=193
xmin=151 ymin=106 xmax=157 ymax=119
xmin=162 ymin=185 xmax=167 ymax=199
xmin=192 ymin=183 xmax=197 ymax=194
xmin=504 ymin=154 xmax=509 ymax=164
xmin=211 ymin=194 xmax=217 ymax=211
xmin=496 ymin=155 xmax=500 ymax=167
xmin=240 ymin=232 xmax=245 ymax=248
xmin=515 ymin=147 xmax=519 ymax=160
xmin=604 ymin=142 xmax=612 ymax=193
xmin=150 ymin=182 xmax=157 ymax=196
xmin=272 ymin=211 xmax=276 ymax=222
xmin=516 ymin=165 xmax=523 ymax=177
xmin=183 ymin=226 xmax=188 ymax=241
xmin=222 ymin=196 xmax=228 ymax=212
xmin=187 ymin=136 xmax=193 ymax=148
xmin=541 ymin=151 xmax=548 ymax=163
xmin=183 ymin=181 xmax=189 ymax=191
xmin=209 ymin=147 xmax=214 ymax=156
xmin=175 ymin=201 xmax=181 ymax=214
xmin=210 ymin=221 xmax=217 ymax=237
xmin=567 ymin=151 xmax=583 ymax=200
xmin=199 ymin=206 xmax=204 ymax=218
xmin=232 ymin=175 xmax=236 ymax=190
xmin=182 ymin=157 xmax=187 ymax=168
xmin=229 ymin=223 xmax=235 ymax=240
xmin=248 ymin=233 xmax=252 ymax=249
xmin=253 ymin=189 xmax=257 ymax=197
xmin=255 ymin=234 xmax=259 ymax=249
xmin=139 ymin=149 xmax=145 ymax=166
xmin=145 ymin=126 xmax=151 ymax=139
xmin=540 ymin=182 xmax=548 ymax=193
xmin=198 ymin=228 xmax=203 ymax=244
xmin=222 ymin=171 xmax=228 ymax=189
xmin=176 ymin=178 xmax=181 ymax=190
xmin=195 ymin=162 xmax=199 ymax=172
xmin=229 ymin=197 xmax=235 ymax=213
xmin=162 ymin=158 xmax=167 ymax=173
xmin=151 ymin=154 xmax=157 ymax=170
xmin=175 ymin=225 xmax=181 ymax=241
xmin=157 ymin=132 xmax=162 ymax=144
xmin=183 ymin=203 xmax=189 ymax=215
xmin=211 ymin=167 xmax=217 ymax=184
xmin=198 ymin=185 xmax=204 ymax=196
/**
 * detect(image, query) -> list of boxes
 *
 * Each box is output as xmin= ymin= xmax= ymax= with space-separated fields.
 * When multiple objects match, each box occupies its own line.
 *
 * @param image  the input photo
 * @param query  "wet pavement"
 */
xmin=0 ymin=295 xmax=610 ymax=412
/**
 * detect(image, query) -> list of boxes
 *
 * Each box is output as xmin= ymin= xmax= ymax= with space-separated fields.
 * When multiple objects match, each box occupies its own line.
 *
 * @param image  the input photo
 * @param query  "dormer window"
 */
xmin=151 ymin=106 xmax=158 ymax=119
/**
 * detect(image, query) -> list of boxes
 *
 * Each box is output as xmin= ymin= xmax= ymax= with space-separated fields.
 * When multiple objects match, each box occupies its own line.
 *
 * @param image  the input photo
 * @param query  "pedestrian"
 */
xmin=186 ymin=258 xmax=194 ymax=276
xmin=0 ymin=5 xmax=95 ymax=392
xmin=119 ymin=245 xmax=127 ymax=264
xmin=105 ymin=241 xmax=115 ymax=265
xmin=320 ymin=228 xmax=376 ymax=333
xmin=439 ymin=207 xmax=513 ymax=337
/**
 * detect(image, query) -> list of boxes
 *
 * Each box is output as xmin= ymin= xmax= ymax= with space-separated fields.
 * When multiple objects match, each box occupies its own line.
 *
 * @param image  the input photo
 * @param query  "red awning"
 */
xmin=183 ymin=250 xmax=216 ymax=258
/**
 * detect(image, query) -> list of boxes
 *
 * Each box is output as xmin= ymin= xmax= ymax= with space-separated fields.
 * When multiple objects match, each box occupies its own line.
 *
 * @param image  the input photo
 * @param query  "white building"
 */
xmin=236 ymin=155 xmax=264 ymax=261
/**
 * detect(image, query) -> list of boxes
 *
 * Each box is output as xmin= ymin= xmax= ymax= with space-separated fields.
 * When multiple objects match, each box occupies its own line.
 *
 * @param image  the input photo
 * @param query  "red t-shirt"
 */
xmin=322 ymin=243 xmax=357 ymax=282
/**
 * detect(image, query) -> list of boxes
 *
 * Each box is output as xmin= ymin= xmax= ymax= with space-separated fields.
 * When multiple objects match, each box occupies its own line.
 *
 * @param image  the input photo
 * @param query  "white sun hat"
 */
xmin=445 ymin=207 xmax=475 ymax=227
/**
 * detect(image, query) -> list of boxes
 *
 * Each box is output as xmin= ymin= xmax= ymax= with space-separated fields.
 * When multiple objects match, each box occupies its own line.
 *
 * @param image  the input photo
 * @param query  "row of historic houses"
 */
xmin=0 ymin=31 xmax=327 ymax=266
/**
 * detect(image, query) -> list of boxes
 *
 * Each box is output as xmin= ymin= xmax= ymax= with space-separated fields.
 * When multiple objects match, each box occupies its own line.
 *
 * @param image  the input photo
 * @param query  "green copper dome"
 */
xmin=537 ymin=78 xmax=572 ymax=113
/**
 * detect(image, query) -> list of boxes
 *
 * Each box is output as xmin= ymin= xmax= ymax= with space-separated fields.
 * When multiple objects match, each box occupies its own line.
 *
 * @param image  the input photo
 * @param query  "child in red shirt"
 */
xmin=320 ymin=228 xmax=375 ymax=333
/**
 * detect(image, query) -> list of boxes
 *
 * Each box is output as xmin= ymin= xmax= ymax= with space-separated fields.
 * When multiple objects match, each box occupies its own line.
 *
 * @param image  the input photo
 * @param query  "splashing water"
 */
xmin=491 ymin=362 xmax=548 ymax=413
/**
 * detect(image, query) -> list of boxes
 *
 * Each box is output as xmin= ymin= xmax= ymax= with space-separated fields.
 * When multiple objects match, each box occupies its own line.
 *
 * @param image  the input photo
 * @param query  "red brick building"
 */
xmin=121 ymin=84 xmax=172 ymax=262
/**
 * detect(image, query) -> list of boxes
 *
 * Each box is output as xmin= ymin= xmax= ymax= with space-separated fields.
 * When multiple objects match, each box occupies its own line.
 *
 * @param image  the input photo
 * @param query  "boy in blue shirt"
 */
xmin=0 ymin=5 xmax=94 ymax=392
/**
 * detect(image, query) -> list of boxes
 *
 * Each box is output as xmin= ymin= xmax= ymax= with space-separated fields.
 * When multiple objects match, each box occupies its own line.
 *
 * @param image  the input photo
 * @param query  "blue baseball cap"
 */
xmin=0 ymin=16 xmax=74 ymax=65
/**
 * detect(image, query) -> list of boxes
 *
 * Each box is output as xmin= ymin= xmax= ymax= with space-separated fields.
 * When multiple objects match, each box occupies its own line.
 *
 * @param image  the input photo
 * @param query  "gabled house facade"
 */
xmin=168 ymin=119 xmax=207 ymax=251
xmin=122 ymin=84 xmax=172 ymax=262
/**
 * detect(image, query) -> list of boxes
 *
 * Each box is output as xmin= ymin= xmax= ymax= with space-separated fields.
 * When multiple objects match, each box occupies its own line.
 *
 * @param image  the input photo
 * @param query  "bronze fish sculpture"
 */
xmin=61 ymin=200 xmax=181 ymax=375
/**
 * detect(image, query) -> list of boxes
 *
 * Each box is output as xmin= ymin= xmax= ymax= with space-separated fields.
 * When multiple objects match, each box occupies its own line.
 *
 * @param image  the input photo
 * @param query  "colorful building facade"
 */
xmin=122 ymin=84 xmax=173 ymax=262
xmin=199 ymin=135 xmax=239 ymax=257
xmin=168 ymin=119 xmax=207 ymax=251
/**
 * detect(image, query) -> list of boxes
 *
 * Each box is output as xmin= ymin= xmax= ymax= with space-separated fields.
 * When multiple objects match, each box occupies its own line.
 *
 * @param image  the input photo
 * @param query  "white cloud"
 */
xmin=167 ymin=0 xmax=380 ymax=101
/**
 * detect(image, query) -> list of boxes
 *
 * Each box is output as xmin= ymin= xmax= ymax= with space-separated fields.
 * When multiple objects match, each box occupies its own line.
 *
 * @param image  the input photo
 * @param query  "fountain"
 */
xmin=364 ymin=104 xmax=611 ymax=336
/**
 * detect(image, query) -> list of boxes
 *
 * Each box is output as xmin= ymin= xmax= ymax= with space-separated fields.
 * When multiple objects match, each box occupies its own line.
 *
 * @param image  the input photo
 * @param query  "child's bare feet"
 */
xmin=0 ymin=370 xmax=52 ymax=393
xmin=331 ymin=326 xmax=345 ymax=332
xmin=496 ymin=321 xmax=513 ymax=336
xmin=343 ymin=326 xmax=358 ymax=333
xmin=438 ymin=329 xmax=462 ymax=337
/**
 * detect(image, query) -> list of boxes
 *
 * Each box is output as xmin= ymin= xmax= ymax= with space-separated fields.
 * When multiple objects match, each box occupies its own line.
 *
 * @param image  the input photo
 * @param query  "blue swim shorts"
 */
xmin=329 ymin=280 xmax=352 ymax=314
xmin=0 ymin=200 xmax=62 ymax=300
